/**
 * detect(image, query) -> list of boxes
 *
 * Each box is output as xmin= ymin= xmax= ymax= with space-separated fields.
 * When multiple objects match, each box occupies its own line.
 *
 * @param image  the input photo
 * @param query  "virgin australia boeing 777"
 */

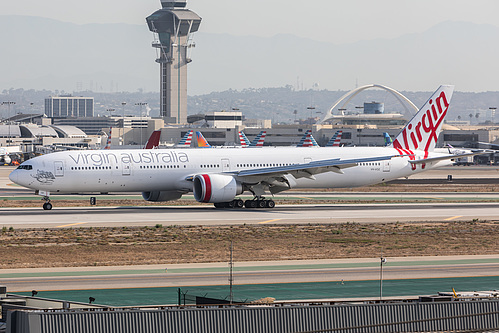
xmin=9 ymin=85 xmax=474 ymax=210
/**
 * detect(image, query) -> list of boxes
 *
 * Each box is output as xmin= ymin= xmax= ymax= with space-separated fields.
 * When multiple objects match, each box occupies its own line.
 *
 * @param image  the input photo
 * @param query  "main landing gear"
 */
xmin=42 ymin=196 xmax=53 ymax=210
xmin=214 ymin=198 xmax=275 ymax=209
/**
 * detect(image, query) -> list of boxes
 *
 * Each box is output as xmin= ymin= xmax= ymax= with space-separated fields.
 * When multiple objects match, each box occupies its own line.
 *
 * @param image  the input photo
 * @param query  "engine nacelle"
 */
xmin=193 ymin=174 xmax=242 ymax=203
xmin=1 ymin=155 xmax=11 ymax=164
xmin=142 ymin=191 xmax=183 ymax=202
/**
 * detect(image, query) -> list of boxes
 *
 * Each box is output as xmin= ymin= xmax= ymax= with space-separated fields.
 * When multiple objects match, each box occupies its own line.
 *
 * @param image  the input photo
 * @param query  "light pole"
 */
xmin=121 ymin=102 xmax=127 ymax=145
xmin=229 ymin=241 xmax=234 ymax=304
xmin=2 ymin=101 xmax=16 ymax=144
xmin=380 ymin=255 xmax=387 ymax=301
xmin=307 ymin=106 xmax=315 ymax=124
xmin=231 ymin=107 xmax=239 ymax=129
xmin=106 ymin=108 xmax=116 ymax=146
xmin=135 ymin=102 xmax=147 ymax=146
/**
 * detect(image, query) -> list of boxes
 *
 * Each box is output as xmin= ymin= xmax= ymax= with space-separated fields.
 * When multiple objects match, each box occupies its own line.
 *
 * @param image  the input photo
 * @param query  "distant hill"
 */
xmin=1 ymin=16 xmax=499 ymax=94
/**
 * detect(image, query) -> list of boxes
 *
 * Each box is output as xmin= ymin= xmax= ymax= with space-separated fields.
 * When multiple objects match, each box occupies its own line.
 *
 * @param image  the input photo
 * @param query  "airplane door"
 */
xmin=122 ymin=162 xmax=131 ymax=176
xmin=54 ymin=161 xmax=64 ymax=177
xmin=221 ymin=158 xmax=230 ymax=172
xmin=383 ymin=160 xmax=391 ymax=172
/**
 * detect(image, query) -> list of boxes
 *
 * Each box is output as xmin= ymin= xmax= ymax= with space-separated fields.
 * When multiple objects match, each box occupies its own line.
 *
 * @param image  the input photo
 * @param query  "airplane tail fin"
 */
xmin=297 ymin=130 xmax=311 ymax=147
xmin=383 ymin=132 xmax=393 ymax=147
xmin=251 ymin=130 xmax=266 ymax=147
xmin=196 ymin=131 xmax=212 ymax=148
xmin=145 ymin=130 xmax=162 ymax=149
xmin=239 ymin=131 xmax=251 ymax=147
xmin=325 ymin=130 xmax=342 ymax=147
xmin=298 ymin=130 xmax=319 ymax=147
xmin=104 ymin=127 xmax=112 ymax=149
xmin=178 ymin=130 xmax=193 ymax=147
xmin=391 ymin=85 xmax=454 ymax=152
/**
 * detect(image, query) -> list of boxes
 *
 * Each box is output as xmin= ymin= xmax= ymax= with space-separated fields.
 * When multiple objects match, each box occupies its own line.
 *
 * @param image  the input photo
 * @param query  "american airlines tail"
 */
xmin=103 ymin=127 xmax=112 ymax=149
xmin=390 ymin=85 xmax=453 ymax=152
xmin=196 ymin=131 xmax=212 ymax=148
xmin=298 ymin=130 xmax=319 ymax=147
xmin=250 ymin=131 xmax=266 ymax=147
xmin=178 ymin=130 xmax=193 ymax=147
xmin=325 ymin=130 xmax=342 ymax=147
xmin=239 ymin=131 xmax=251 ymax=147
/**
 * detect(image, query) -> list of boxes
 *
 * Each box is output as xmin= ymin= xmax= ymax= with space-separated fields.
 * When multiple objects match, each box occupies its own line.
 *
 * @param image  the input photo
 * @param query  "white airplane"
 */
xmin=9 ymin=85 xmax=481 ymax=210
xmin=0 ymin=147 xmax=12 ymax=164
xmin=1 ymin=146 xmax=22 ymax=165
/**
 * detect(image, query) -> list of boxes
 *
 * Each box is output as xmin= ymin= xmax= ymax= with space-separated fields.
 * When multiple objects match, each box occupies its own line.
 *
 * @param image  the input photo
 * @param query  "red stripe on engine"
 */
xmin=202 ymin=174 xmax=212 ymax=202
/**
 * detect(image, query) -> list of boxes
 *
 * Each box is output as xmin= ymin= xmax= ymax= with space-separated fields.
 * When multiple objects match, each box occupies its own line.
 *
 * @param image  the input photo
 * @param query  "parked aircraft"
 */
xmin=239 ymin=131 xmax=266 ymax=147
xmin=0 ymin=146 xmax=22 ymax=165
xmin=0 ymin=148 xmax=12 ymax=164
xmin=196 ymin=131 xmax=212 ymax=148
xmin=383 ymin=132 xmax=393 ymax=147
xmin=325 ymin=130 xmax=342 ymax=147
xmin=10 ymin=85 xmax=483 ymax=210
xmin=297 ymin=130 xmax=319 ymax=147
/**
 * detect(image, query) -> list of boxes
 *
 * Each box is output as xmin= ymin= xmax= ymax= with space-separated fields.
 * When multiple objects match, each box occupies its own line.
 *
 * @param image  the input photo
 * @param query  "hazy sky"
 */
xmin=2 ymin=0 xmax=499 ymax=44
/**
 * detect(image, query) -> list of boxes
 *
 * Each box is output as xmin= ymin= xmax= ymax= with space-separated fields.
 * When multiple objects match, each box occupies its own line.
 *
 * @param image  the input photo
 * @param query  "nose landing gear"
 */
xmin=42 ymin=196 xmax=53 ymax=210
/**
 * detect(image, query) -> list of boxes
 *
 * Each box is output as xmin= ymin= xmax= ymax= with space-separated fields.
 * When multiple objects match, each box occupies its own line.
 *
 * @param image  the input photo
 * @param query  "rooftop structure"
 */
xmin=45 ymin=95 xmax=94 ymax=118
xmin=146 ymin=0 xmax=201 ymax=124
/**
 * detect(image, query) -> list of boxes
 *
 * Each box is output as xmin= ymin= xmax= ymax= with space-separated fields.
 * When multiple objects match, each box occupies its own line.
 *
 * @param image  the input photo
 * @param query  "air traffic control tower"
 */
xmin=146 ymin=0 xmax=201 ymax=124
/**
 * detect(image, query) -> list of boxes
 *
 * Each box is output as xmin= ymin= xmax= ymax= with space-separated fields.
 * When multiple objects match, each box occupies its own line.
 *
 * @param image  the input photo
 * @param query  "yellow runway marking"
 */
xmin=258 ymin=219 xmax=282 ymax=224
xmin=444 ymin=216 xmax=463 ymax=221
xmin=57 ymin=222 xmax=88 ymax=228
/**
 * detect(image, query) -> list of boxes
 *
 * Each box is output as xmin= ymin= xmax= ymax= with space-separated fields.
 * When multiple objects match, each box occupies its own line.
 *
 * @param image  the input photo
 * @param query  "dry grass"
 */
xmin=0 ymin=221 xmax=498 ymax=269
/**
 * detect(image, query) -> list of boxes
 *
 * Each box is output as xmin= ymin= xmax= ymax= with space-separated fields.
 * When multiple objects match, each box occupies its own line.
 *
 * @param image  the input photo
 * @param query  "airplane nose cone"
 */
xmin=9 ymin=169 xmax=18 ymax=184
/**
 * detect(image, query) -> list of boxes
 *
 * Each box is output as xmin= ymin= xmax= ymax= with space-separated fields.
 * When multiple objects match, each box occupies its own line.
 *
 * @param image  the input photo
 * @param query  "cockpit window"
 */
xmin=17 ymin=165 xmax=33 ymax=170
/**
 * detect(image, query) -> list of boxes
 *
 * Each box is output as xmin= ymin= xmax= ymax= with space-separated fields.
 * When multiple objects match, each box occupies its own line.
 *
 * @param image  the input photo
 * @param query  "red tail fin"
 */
xmin=145 ymin=130 xmax=161 ymax=149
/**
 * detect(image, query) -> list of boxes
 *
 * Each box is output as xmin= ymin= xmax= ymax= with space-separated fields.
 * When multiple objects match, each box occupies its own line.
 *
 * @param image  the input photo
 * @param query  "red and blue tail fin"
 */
xmin=239 ymin=131 xmax=251 ymax=147
xmin=250 ymin=131 xmax=266 ymax=147
xmin=178 ymin=130 xmax=193 ymax=147
xmin=104 ymin=127 xmax=112 ymax=149
xmin=325 ymin=130 xmax=342 ymax=147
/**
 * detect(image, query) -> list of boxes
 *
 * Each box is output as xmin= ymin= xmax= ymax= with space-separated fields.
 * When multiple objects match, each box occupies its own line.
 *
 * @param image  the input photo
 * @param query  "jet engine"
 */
xmin=193 ymin=174 xmax=242 ymax=203
xmin=1 ymin=155 xmax=11 ymax=164
xmin=142 ymin=191 xmax=183 ymax=202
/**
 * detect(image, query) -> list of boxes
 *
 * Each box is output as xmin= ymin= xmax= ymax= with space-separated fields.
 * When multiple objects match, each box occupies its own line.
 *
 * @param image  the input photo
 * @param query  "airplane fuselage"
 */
xmin=9 ymin=146 xmax=452 ymax=194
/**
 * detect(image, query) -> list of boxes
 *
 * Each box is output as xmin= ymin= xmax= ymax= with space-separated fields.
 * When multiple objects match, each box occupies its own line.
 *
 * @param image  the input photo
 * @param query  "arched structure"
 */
xmin=319 ymin=84 xmax=419 ymax=124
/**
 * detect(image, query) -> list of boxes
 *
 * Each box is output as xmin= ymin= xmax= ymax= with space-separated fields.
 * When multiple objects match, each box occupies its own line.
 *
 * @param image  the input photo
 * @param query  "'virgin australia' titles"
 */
xmin=68 ymin=151 xmax=190 ymax=167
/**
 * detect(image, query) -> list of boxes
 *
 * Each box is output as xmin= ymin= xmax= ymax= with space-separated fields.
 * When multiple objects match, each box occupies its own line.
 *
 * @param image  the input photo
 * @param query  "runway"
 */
xmin=3 ymin=256 xmax=499 ymax=292
xmin=1 ymin=202 xmax=498 ymax=228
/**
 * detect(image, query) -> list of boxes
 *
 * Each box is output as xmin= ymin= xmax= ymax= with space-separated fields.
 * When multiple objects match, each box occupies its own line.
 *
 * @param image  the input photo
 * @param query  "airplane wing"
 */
xmin=235 ymin=155 xmax=397 ymax=178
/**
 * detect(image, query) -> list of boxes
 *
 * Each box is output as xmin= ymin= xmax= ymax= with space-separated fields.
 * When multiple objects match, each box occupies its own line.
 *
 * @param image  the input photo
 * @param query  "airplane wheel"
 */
xmin=43 ymin=202 xmax=53 ymax=210
xmin=234 ymin=199 xmax=244 ymax=208
xmin=245 ymin=200 xmax=257 ymax=208
xmin=266 ymin=200 xmax=275 ymax=208
xmin=226 ymin=201 xmax=235 ymax=208
xmin=258 ymin=200 xmax=267 ymax=208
